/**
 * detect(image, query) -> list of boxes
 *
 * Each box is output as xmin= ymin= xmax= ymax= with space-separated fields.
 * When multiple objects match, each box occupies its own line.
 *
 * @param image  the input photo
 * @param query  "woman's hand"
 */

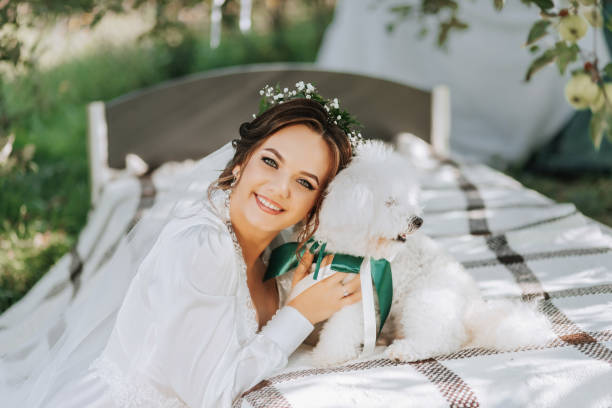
xmin=287 ymin=250 xmax=362 ymax=325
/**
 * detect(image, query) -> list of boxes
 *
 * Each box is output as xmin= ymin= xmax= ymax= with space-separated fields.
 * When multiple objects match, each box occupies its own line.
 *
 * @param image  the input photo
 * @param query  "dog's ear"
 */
xmin=320 ymin=178 xmax=374 ymax=230
xmin=351 ymin=183 xmax=374 ymax=210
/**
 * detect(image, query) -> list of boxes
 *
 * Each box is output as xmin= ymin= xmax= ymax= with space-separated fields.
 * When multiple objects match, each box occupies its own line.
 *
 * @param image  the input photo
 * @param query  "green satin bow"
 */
xmin=263 ymin=240 xmax=393 ymax=337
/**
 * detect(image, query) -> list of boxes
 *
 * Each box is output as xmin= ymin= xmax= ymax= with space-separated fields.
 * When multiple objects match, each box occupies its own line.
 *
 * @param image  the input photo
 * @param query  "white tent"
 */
xmin=316 ymin=0 xmax=610 ymax=167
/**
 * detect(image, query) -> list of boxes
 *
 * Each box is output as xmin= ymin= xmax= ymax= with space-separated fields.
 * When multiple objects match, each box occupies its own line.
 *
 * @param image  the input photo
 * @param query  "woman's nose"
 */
xmin=272 ymin=176 xmax=291 ymax=199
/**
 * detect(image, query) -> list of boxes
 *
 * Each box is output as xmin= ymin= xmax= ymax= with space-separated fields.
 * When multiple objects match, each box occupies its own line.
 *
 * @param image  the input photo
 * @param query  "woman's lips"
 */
xmin=254 ymin=193 xmax=285 ymax=215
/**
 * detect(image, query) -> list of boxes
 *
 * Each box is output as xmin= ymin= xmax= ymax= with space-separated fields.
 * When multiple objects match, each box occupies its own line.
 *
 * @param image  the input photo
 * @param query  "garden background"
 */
xmin=1 ymin=0 xmax=610 ymax=314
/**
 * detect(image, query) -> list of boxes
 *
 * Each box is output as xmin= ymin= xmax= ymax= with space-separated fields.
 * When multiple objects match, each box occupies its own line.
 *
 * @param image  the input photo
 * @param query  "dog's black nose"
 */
xmin=412 ymin=217 xmax=423 ymax=228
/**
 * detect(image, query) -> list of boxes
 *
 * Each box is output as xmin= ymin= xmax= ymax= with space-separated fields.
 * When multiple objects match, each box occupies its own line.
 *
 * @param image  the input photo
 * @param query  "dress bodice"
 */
xmin=84 ymin=188 xmax=312 ymax=408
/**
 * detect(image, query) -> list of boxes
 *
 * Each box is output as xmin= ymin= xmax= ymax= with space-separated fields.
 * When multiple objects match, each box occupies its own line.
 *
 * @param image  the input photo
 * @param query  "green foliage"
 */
xmin=604 ymin=62 xmax=612 ymax=78
xmin=0 ymin=226 xmax=73 ymax=313
xmin=384 ymin=0 xmax=468 ymax=49
xmin=526 ymin=20 xmax=552 ymax=46
xmin=527 ymin=0 xmax=555 ymax=11
xmin=589 ymin=107 xmax=606 ymax=149
xmin=555 ymin=42 xmax=580 ymax=74
xmin=0 ymin=12 xmax=332 ymax=313
xmin=588 ymin=107 xmax=612 ymax=149
xmin=525 ymin=48 xmax=557 ymax=81
xmin=507 ymin=168 xmax=612 ymax=228
xmin=387 ymin=0 xmax=611 ymax=149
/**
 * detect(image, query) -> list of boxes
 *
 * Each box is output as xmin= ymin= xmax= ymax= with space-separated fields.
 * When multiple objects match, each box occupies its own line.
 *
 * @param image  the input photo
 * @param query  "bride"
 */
xmin=7 ymin=84 xmax=364 ymax=407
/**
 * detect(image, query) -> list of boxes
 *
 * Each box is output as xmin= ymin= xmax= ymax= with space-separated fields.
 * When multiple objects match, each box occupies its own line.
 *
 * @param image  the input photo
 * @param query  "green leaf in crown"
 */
xmin=253 ymin=81 xmax=367 ymax=154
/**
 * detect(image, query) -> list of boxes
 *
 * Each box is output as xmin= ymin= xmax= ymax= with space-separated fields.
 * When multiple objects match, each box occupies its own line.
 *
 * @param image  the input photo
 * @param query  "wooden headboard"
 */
xmin=87 ymin=62 xmax=450 ymax=204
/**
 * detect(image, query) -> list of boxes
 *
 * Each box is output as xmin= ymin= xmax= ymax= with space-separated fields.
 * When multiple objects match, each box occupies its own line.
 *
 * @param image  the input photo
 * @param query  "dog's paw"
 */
xmin=384 ymin=340 xmax=432 ymax=363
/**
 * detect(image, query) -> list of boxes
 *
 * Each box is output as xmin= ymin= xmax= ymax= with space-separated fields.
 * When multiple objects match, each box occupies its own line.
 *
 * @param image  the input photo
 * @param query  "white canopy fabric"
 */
xmin=316 ymin=0 xmax=610 ymax=166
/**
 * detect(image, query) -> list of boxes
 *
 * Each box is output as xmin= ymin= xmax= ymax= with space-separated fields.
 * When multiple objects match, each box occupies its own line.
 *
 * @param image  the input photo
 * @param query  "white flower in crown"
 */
xmin=254 ymin=81 xmax=366 ymax=155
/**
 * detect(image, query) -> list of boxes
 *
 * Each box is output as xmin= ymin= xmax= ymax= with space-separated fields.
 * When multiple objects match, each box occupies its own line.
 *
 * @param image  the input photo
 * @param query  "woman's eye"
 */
xmin=262 ymin=157 xmax=278 ymax=168
xmin=297 ymin=179 xmax=315 ymax=190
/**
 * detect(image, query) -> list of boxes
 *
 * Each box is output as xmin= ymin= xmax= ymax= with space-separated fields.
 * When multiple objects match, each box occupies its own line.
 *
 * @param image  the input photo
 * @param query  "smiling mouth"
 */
xmin=254 ymin=193 xmax=285 ymax=214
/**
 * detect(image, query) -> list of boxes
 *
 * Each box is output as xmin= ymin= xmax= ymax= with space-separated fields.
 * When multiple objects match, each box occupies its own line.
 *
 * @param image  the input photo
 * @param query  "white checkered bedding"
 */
xmin=235 ymin=141 xmax=612 ymax=408
xmin=1 ymin=139 xmax=611 ymax=408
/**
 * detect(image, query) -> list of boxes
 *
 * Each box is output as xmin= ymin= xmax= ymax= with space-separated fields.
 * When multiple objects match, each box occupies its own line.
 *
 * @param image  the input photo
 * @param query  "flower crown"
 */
xmin=252 ymin=81 xmax=366 ymax=153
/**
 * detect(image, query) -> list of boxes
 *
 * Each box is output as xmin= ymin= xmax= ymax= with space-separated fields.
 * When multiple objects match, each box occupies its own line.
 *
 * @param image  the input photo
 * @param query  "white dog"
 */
xmin=279 ymin=141 xmax=553 ymax=367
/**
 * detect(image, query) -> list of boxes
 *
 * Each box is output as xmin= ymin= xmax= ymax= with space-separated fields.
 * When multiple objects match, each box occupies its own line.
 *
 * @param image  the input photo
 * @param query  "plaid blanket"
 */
xmin=234 ymin=138 xmax=612 ymax=408
xmin=1 ymin=138 xmax=611 ymax=408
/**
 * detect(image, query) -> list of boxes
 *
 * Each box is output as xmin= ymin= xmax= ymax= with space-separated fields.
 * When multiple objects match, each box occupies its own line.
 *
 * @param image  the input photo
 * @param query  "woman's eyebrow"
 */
xmin=263 ymin=148 xmax=320 ymax=185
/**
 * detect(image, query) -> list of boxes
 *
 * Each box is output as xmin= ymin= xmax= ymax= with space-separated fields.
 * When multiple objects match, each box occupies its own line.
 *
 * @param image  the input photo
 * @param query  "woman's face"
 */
xmin=230 ymin=124 xmax=333 ymax=235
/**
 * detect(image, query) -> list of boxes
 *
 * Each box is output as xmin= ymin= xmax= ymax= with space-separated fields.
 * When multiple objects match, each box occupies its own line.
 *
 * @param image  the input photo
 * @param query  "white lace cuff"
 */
xmin=260 ymin=305 xmax=314 ymax=356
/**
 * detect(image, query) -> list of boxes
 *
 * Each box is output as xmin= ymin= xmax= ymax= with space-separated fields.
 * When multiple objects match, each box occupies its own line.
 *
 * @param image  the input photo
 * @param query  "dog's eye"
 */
xmin=385 ymin=197 xmax=398 ymax=207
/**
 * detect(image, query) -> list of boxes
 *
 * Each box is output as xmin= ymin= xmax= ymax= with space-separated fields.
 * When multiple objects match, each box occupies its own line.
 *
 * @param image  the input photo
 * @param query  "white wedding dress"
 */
xmin=2 ymin=144 xmax=314 ymax=408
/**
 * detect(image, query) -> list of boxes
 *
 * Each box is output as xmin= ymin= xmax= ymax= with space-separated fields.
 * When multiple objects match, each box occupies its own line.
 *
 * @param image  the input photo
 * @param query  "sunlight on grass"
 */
xmin=0 ymin=17 xmax=333 ymax=313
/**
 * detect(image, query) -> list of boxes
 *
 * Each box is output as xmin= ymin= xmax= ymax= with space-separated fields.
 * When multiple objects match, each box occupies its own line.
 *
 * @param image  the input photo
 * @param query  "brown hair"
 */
xmin=208 ymin=98 xmax=353 ymax=251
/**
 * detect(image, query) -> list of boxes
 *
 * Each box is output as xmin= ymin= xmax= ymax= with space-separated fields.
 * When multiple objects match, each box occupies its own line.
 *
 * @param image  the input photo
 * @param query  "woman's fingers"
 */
xmin=345 ymin=274 xmax=361 ymax=291
xmin=329 ymin=271 xmax=351 ymax=283
xmin=292 ymin=250 xmax=314 ymax=288
xmin=321 ymin=253 xmax=334 ymax=268
xmin=336 ymin=274 xmax=361 ymax=299
xmin=342 ymin=289 xmax=362 ymax=305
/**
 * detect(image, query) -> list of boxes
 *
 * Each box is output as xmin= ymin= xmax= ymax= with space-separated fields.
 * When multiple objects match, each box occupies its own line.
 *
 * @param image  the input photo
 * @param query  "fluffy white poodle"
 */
xmin=280 ymin=141 xmax=554 ymax=367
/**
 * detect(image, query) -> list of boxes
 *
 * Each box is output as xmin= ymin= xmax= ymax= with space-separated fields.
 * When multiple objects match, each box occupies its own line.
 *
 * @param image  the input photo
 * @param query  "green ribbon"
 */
xmin=264 ymin=240 xmax=393 ymax=337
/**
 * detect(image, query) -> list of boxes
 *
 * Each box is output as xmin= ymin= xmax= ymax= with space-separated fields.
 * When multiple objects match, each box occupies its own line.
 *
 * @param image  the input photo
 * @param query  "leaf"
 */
xmin=589 ymin=109 xmax=606 ymax=150
xmin=529 ymin=45 xmax=540 ymax=54
xmin=525 ymin=20 xmax=551 ymax=46
xmin=437 ymin=15 xmax=469 ymax=47
xmin=603 ymin=63 xmax=612 ymax=79
xmin=494 ymin=0 xmax=505 ymax=11
xmin=423 ymin=0 xmax=459 ymax=14
xmin=604 ymin=111 xmax=612 ymax=147
xmin=528 ymin=0 xmax=554 ymax=11
xmin=554 ymin=41 xmax=579 ymax=74
xmin=524 ymin=48 xmax=556 ymax=81
xmin=258 ymin=96 xmax=267 ymax=114
xmin=389 ymin=5 xmax=413 ymax=18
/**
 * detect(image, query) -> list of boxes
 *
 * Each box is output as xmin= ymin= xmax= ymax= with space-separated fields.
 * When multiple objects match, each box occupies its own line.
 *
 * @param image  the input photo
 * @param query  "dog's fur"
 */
xmin=281 ymin=141 xmax=554 ymax=367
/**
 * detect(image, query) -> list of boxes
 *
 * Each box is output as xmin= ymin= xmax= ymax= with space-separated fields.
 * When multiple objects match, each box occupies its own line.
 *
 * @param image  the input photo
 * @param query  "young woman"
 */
xmin=21 ymin=92 xmax=363 ymax=407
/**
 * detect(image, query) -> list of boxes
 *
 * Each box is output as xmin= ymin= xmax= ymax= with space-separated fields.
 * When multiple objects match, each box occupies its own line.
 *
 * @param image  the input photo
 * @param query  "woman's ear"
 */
xmin=232 ymin=165 xmax=241 ymax=179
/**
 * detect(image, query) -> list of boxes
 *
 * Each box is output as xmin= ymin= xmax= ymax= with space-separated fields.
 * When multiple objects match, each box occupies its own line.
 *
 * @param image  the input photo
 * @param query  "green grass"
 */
xmin=1 ymin=13 xmax=611 ymax=314
xmin=507 ymin=169 xmax=612 ymax=227
xmin=0 ymin=17 xmax=333 ymax=313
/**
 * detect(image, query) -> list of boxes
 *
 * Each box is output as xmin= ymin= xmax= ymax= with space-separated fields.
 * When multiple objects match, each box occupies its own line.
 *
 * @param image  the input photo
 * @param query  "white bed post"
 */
xmin=87 ymin=102 xmax=110 ymax=207
xmin=431 ymin=85 xmax=451 ymax=158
